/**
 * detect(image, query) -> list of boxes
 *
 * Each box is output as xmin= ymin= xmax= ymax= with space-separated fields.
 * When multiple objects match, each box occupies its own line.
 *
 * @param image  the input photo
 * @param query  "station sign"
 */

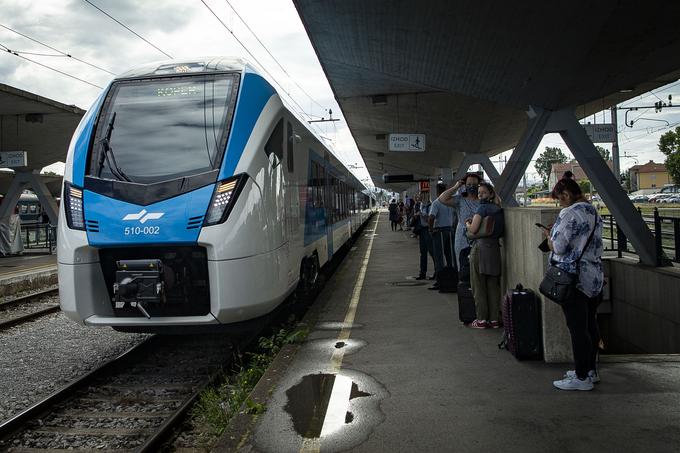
xmin=388 ymin=134 xmax=426 ymax=152
xmin=583 ymin=124 xmax=616 ymax=143
xmin=0 ymin=151 xmax=27 ymax=168
xmin=419 ymin=181 xmax=430 ymax=192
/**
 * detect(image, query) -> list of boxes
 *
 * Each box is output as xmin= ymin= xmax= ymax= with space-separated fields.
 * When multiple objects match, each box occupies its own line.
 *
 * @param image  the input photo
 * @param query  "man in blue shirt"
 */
xmin=428 ymin=184 xmax=456 ymax=290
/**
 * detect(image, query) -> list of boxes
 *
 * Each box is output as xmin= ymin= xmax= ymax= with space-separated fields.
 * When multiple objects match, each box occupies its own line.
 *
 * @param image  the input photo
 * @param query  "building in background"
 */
xmin=549 ymin=160 xmax=614 ymax=189
xmin=628 ymin=161 xmax=669 ymax=192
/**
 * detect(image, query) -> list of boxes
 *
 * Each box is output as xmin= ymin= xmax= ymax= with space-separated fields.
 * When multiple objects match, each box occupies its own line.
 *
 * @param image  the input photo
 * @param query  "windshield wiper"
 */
xmin=97 ymin=112 xmax=132 ymax=182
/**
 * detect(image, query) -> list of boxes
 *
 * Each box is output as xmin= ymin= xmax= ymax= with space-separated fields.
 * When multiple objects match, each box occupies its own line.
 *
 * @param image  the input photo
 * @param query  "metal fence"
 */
xmin=602 ymin=208 xmax=679 ymax=265
xmin=21 ymin=223 xmax=57 ymax=252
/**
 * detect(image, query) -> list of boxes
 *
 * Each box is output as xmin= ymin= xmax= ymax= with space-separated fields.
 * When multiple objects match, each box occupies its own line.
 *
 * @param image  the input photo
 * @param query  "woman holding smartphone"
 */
xmin=543 ymin=177 xmax=604 ymax=391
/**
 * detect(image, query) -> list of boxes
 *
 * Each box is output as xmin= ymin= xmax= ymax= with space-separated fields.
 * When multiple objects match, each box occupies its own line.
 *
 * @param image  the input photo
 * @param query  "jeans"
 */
xmin=561 ymin=289 xmax=602 ymax=379
xmin=418 ymin=228 xmax=434 ymax=276
xmin=432 ymin=228 xmax=454 ymax=279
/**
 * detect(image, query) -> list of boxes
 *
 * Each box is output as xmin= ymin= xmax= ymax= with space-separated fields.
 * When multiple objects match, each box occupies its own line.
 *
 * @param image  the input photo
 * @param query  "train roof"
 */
xmin=116 ymin=57 xmax=251 ymax=79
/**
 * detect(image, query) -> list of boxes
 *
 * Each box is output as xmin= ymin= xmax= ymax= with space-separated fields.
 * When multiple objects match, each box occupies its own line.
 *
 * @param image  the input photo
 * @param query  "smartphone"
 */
xmin=535 ymin=223 xmax=549 ymax=230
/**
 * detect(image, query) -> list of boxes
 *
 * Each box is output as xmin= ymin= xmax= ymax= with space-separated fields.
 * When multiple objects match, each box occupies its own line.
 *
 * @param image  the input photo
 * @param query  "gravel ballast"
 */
xmin=0 ymin=311 xmax=148 ymax=423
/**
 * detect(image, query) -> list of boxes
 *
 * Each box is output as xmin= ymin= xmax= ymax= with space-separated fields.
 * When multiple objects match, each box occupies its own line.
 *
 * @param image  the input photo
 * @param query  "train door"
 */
xmin=284 ymin=120 xmax=298 ymax=286
xmin=264 ymin=118 xmax=289 ymax=289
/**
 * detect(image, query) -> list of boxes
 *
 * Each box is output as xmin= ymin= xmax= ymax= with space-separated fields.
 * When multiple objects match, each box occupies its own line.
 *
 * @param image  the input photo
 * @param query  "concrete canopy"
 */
xmin=0 ymin=83 xmax=84 ymax=172
xmin=293 ymin=1 xmax=680 ymax=189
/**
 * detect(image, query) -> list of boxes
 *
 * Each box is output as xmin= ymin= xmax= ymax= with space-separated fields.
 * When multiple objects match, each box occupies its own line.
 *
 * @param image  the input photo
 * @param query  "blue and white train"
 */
xmin=58 ymin=57 xmax=376 ymax=331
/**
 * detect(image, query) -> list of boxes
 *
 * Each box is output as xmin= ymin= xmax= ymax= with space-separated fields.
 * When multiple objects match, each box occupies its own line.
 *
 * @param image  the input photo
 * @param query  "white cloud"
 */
xmin=1 ymin=0 xmax=371 ymax=183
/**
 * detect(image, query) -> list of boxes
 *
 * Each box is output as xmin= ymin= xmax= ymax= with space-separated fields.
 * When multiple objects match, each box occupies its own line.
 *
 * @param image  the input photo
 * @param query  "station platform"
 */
xmin=218 ymin=211 xmax=680 ymax=453
xmin=0 ymin=253 xmax=57 ymax=297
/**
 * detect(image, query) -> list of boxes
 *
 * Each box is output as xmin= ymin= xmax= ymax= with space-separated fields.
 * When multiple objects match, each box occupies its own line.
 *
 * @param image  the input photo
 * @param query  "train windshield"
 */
xmin=89 ymin=74 xmax=238 ymax=184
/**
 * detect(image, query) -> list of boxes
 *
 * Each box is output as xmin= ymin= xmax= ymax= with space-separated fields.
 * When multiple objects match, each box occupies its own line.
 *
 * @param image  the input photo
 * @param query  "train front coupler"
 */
xmin=113 ymin=259 xmax=165 ymax=319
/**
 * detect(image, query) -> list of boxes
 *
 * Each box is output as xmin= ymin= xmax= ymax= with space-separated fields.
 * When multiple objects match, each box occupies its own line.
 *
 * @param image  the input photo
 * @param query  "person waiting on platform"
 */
xmin=543 ymin=177 xmax=604 ymax=391
xmin=465 ymin=182 xmax=504 ymax=329
xmin=414 ymin=192 xmax=435 ymax=280
xmin=388 ymin=199 xmax=400 ymax=231
xmin=428 ymin=184 xmax=455 ymax=290
xmin=438 ymin=173 xmax=480 ymax=269
xmin=397 ymin=200 xmax=405 ymax=230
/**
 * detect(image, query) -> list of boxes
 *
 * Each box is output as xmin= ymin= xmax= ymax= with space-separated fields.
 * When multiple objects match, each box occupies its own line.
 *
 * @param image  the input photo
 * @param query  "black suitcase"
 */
xmin=458 ymin=247 xmax=471 ymax=283
xmin=437 ymin=230 xmax=458 ymax=293
xmin=499 ymin=284 xmax=543 ymax=360
xmin=457 ymin=281 xmax=476 ymax=323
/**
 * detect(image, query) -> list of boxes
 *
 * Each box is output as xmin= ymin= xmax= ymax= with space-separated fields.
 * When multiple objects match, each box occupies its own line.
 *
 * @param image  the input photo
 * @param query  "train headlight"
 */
xmin=204 ymin=175 xmax=245 ymax=226
xmin=63 ymin=181 xmax=86 ymax=230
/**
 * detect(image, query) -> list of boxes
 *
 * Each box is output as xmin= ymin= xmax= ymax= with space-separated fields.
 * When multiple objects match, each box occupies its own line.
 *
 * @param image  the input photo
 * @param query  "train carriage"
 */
xmin=58 ymin=57 xmax=375 ymax=331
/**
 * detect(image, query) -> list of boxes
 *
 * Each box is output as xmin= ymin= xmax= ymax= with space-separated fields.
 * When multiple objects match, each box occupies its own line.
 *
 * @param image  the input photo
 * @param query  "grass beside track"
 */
xmin=186 ymin=321 xmax=309 ymax=450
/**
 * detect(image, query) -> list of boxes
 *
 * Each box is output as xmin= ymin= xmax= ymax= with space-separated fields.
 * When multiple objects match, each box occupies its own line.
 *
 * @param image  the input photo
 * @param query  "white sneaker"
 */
xmin=553 ymin=375 xmax=594 ymax=391
xmin=564 ymin=369 xmax=600 ymax=383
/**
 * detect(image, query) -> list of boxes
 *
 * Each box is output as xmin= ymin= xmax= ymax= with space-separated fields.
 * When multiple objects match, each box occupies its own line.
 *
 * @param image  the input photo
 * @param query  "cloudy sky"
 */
xmin=1 ymin=0 xmax=679 ymax=186
xmin=0 ymin=0 xmax=370 ymax=182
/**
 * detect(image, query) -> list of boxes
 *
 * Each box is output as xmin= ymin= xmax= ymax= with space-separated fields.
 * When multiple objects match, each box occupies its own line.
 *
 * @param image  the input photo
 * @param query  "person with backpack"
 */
xmin=543 ymin=177 xmax=604 ymax=391
xmin=465 ymin=182 xmax=504 ymax=329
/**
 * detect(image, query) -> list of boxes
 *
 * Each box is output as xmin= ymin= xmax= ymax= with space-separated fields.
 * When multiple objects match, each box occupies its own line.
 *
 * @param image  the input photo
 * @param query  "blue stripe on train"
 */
xmin=218 ymin=70 xmax=276 ymax=179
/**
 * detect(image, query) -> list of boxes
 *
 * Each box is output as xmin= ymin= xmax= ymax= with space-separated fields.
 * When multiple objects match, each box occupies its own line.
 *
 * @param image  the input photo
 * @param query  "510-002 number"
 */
xmin=124 ymin=226 xmax=160 ymax=235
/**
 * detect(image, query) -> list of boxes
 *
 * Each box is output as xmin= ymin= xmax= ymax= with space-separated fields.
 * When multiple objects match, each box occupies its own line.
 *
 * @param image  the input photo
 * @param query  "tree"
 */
xmin=535 ymin=146 xmax=568 ymax=186
xmin=595 ymin=145 xmax=610 ymax=161
xmin=578 ymin=179 xmax=591 ymax=195
xmin=658 ymin=126 xmax=680 ymax=184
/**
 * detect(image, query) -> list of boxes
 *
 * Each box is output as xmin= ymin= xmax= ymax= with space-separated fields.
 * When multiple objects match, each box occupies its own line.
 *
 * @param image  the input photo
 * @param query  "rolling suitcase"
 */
xmin=437 ymin=230 xmax=458 ymax=293
xmin=499 ymin=284 xmax=542 ymax=360
xmin=457 ymin=281 xmax=476 ymax=323
xmin=456 ymin=246 xmax=476 ymax=323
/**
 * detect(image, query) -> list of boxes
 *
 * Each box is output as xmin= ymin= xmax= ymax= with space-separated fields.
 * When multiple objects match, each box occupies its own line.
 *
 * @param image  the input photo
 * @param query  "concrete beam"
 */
xmin=548 ymin=108 xmax=659 ymax=266
xmin=453 ymin=153 xmax=501 ymax=187
xmin=0 ymin=171 xmax=59 ymax=224
xmin=496 ymin=107 xmax=552 ymax=207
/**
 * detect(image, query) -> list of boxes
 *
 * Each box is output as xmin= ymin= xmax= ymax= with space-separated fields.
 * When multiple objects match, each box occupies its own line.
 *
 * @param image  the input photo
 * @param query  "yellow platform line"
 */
xmin=300 ymin=215 xmax=379 ymax=453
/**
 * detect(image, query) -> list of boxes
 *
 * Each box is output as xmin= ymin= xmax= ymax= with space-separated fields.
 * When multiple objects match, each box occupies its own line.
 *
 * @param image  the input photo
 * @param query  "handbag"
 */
xmin=465 ymin=215 xmax=495 ymax=240
xmin=539 ymin=221 xmax=596 ymax=304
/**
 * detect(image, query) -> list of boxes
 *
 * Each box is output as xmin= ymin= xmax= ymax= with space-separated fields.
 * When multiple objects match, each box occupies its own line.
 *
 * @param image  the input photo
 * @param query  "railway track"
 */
xmin=0 ymin=287 xmax=60 ymax=331
xmin=0 ymin=334 xmax=241 ymax=452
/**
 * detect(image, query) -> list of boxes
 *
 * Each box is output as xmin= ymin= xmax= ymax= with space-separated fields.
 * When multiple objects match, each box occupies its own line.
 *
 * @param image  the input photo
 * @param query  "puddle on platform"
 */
xmin=284 ymin=373 xmax=371 ymax=438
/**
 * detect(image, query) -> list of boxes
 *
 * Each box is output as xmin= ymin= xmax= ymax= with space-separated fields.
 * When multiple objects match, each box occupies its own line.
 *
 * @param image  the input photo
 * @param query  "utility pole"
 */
xmin=611 ymin=105 xmax=620 ymax=181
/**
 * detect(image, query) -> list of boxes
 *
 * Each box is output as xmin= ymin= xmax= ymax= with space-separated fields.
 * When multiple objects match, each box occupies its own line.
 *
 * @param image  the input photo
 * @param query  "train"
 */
xmin=57 ymin=57 xmax=376 ymax=332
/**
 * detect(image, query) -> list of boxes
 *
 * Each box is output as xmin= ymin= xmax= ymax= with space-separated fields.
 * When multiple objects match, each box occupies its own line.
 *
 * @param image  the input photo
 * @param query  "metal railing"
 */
xmin=20 ymin=223 xmax=57 ymax=252
xmin=602 ymin=207 xmax=679 ymax=265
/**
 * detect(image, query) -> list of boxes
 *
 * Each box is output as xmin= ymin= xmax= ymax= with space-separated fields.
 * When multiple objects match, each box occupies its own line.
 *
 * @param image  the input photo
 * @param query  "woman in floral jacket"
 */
xmin=543 ymin=177 xmax=603 ymax=391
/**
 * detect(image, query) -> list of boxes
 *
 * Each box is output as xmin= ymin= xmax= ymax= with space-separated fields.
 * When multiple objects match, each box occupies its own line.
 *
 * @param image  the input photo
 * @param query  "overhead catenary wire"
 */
xmin=0 ymin=44 xmax=102 ymax=89
xmin=82 ymin=0 xmax=173 ymax=59
xmin=0 ymin=22 xmax=116 ymax=75
xmin=198 ymin=0 xmax=320 ymax=130
xmin=221 ymin=0 xmax=326 ymax=111
xmin=620 ymin=119 xmax=680 ymax=145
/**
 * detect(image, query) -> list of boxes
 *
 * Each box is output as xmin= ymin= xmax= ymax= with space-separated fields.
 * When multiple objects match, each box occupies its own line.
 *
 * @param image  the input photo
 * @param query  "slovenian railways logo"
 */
xmin=122 ymin=209 xmax=164 ymax=224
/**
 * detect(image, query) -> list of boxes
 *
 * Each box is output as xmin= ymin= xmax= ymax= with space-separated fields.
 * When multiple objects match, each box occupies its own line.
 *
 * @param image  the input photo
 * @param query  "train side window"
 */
xmin=286 ymin=122 xmax=294 ymax=173
xmin=264 ymin=118 xmax=284 ymax=166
